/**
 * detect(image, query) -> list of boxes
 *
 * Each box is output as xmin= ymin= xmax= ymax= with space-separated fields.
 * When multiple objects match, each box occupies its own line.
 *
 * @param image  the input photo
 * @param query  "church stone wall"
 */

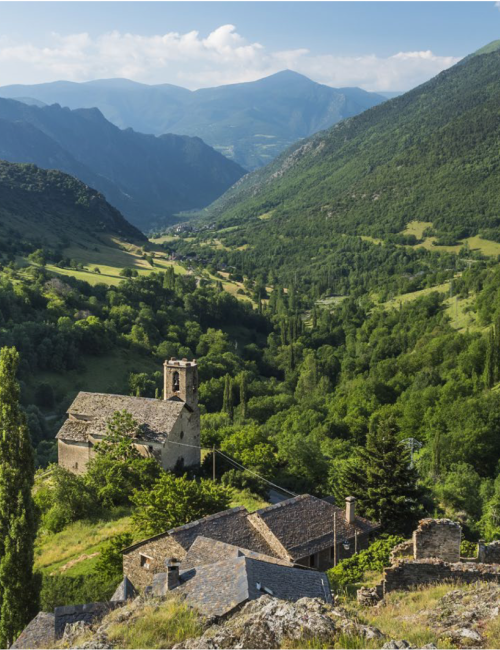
xmin=413 ymin=519 xmax=461 ymax=563
xmin=57 ymin=440 xmax=93 ymax=475
xmin=123 ymin=536 xmax=186 ymax=591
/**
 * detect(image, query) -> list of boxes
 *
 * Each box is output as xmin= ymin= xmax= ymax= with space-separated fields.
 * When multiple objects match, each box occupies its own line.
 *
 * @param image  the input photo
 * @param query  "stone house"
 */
xmin=151 ymin=555 xmax=333 ymax=618
xmin=122 ymin=494 xmax=379 ymax=590
xmin=56 ymin=358 xmax=200 ymax=475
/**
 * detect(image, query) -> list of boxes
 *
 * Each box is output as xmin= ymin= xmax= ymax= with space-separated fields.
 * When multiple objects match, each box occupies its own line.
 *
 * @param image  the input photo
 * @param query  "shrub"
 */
xmin=40 ymin=573 xmax=119 ymax=611
xmin=328 ymin=535 xmax=404 ymax=588
xmin=131 ymin=473 xmax=233 ymax=536
xmin=94 ymin=533 xmax=133 ymax=581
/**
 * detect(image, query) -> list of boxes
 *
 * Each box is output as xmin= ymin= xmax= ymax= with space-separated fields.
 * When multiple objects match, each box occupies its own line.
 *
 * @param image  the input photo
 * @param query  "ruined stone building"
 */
xmin=122 ymin=494 xmax=380 ymax=590
xmin=56 ymin=358 xmax=200 ymax=475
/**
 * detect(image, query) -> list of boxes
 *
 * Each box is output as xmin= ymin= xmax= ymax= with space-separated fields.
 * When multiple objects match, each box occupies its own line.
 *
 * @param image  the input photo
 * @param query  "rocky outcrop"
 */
xmin=174 ymin=596 xmax=384 ymax=649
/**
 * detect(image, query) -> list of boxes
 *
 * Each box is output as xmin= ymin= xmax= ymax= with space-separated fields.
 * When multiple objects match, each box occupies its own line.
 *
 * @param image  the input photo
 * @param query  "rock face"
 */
xmin=174 ymin=595 xmax=383 ymax=649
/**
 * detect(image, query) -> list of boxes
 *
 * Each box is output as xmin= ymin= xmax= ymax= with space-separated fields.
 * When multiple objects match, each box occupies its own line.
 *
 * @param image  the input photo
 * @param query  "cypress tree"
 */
xmin=239 ymin=374 xmax=248 ymax=421
xmin=484 ymin=328 xmax=495 ymax=389
xmin=222 ymin=375 xmax=233 ymax=421
xmin=0 ymin=347 xmax=38 ymax=648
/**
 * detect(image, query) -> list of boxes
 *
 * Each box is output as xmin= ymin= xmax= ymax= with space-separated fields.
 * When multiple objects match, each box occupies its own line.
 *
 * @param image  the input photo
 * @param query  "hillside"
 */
xmin=0 ymin=161 xmax=145 ymax=247
xmin=0 ymin=71 xmax=386 ymax=170
xmin=189 ymin=44 xmax=500 ymax=287
xmin=0 ymin=98 xmax=245 ymax=231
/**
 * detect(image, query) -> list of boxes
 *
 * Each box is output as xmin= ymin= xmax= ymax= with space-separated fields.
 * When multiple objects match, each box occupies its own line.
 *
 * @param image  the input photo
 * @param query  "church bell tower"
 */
xmin=163 ymin=358 xmax=198 ymax=411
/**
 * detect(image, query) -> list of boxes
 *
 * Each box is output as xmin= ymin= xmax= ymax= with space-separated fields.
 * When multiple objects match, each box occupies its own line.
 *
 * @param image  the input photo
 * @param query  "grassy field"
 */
xmin=36 ymin=489 xmax=269 ymax=579
xmin=402 ymin=220 xmax=500 ymax=257
xmin=381 ymin=276 xmax=483 ymax=332
xmin=35 ymin=507 xmax=134 ymax=577
xmin=33 ymin=348 xmax=159 ymax=404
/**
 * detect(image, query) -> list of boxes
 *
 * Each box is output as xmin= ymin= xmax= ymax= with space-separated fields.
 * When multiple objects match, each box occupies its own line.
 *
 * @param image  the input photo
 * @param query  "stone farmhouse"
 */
xmin=122 ymin=494 xmax=380 ymax=590
xmin=56 ymin=358 xmax=200 ymax=475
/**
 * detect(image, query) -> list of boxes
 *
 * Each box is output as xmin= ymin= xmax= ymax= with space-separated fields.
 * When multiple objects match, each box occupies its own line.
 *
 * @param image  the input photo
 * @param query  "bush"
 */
xmin=34 ymin=465 xmax=98 ymax=533
xmin=461 ymin=539 xmax=477 ymax=558
xmin=40 ymin=573 xmax=119 ymax=611
xmin=131 ymin=473 xmax=233 ymax=536
xmin=94 ymin=533 xmax=133 ymax=581
xmin=327 ymin=535 xmax=404 ymax=588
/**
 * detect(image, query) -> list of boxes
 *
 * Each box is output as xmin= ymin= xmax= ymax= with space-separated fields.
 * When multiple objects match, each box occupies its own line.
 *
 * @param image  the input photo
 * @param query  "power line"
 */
xmin=215 ymin=449 xmax=297 ymax=498
xmin=166 ymin=438 xmax=297 ymax=498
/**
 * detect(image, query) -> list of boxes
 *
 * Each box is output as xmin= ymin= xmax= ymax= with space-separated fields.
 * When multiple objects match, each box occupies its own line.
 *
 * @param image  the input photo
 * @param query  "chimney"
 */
xmin=166 ymin=560 xmax=180 ymax=590
xmin=345 ymin=496 xmax=356 ymax=524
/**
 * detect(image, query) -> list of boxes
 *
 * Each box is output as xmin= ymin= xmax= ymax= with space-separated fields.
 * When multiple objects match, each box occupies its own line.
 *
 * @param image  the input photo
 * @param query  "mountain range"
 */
xmin=198 ymin=41 xmax=500 ymax=281
xmin=0 ymin=160 xmax=145 ymax=249
xmin=0 ymin=71 xmax=386 ymax=170
xmin=0 ymin=98 xmax=245 ymax=232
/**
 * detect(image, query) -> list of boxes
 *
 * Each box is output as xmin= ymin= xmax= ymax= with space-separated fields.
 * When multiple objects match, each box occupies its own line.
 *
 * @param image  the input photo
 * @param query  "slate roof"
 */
xmin=56 ymin=392 xmax=186 ymax=444
xmin=253 ymin=494 xmax=379 ymax=561
xmin=181 ymin=536 xmax=293 ymax=571
xmin=176 ymin=556 xmax=332 ymax=618
xmin=10 ymin=612 xmax=55 ymax=649
xmin=111 ymin=576 xmax=137 ymax=602
xmin=123 ymin=507 xmax=278 ymax=558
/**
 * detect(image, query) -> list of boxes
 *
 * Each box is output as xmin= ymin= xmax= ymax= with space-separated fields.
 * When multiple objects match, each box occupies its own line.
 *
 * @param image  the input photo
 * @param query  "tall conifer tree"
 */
xmin=0 ymin=348 xmax=38 ymax=648
xmin=334 ymin=414 xmax=421 ymax=535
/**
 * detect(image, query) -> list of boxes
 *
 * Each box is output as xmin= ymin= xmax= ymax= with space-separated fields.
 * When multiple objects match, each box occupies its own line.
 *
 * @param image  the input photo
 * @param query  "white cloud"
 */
xmin=0 ymin=26 xmax=461 ymax=91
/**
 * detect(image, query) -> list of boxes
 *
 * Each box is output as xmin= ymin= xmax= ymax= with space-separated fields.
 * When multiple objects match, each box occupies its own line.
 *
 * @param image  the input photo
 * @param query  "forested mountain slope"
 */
xmin=0 ymin=160 xmax=145 ymax=248
xmin=0 ymin=98 xmax=245 ymax=231
xmin=197 ymin=44 xmax=500 ymax=284
xmin=0 ymin=72 xmax=386 ymax=170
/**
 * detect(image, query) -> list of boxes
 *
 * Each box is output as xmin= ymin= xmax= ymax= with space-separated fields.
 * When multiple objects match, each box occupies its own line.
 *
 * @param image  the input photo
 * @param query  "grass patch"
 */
xmin=258 ymin=210 xmax=275 ymax=221
xmin=35 ymin=506 xmax=133 ymax=575
xmin=357 ymin=582 xmax=470 ymax=649
xmin=106 ymin=596 xmax=203 ymax=649
xmin=33 ymin=348 xmax=158 ymax=403
xmin=230 ymin=488 xmax=269 ymax=513
xmin=403 ymin=220 xmax=433 ymax=239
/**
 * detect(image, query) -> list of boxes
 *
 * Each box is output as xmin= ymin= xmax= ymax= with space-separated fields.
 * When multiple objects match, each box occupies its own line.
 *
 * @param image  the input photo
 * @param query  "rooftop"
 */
xmin=181 ymin=535 xmax=293 ymax=571
xmin=56 ymin=391 xmax=186 ymax=443
xmin=253 ymin=494 xmax=379 ymax=560
xmin=176 ymin=556 xmax=332 ymax=618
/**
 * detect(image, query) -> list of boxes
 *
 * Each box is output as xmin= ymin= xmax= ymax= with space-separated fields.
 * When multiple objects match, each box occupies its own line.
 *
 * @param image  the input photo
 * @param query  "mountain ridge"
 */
xmin=0 ymin=71 xmax=387 ymax=170
xmin=0 ymin=97 xmax=245 ymax=232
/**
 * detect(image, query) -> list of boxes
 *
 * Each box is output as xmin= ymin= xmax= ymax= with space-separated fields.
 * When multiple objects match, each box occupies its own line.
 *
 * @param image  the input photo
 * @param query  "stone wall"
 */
xmin=54 ymin=602 xmax=120 ymax=637
xmin=390 ymin=539 xmax=413 ymax=563
xmin=413 ymin=519 xmax=461 ymax=562
xmin=57 ymin=440 xmax=93 ymax=475
xmin=478 ymin=540 xmax=500 ymax=564
xmin=122 ymin=535 xmax=185 ymax=591
xmin=383 ymin=559 xmax=500 ymax=594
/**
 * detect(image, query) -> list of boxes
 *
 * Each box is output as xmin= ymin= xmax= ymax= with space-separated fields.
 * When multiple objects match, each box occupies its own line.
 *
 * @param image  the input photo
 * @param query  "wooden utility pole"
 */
xmin=333 ymin=512 xmax=337 ymax=567
xmin=213 ymin=445 xmax=216 ymax=481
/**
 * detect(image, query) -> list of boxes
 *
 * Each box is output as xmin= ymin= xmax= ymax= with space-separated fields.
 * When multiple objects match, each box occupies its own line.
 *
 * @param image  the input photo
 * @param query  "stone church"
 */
xmin=56 ymin=358 xmax=200 ymax=475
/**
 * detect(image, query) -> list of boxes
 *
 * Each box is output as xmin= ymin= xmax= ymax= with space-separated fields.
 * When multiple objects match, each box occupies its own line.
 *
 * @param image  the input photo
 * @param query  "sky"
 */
xmin=0 ymin=1 xmax=499 ymax=92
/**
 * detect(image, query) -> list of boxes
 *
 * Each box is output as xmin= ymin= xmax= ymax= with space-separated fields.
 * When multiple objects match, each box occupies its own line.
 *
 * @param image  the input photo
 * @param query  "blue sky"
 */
xmin=0 ymin=2 xmax=499 ymax=90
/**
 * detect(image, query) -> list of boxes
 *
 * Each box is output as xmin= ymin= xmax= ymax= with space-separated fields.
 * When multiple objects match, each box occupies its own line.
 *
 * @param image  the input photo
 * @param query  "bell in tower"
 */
xmin=163 ymin=358 xmax=198 ymax=411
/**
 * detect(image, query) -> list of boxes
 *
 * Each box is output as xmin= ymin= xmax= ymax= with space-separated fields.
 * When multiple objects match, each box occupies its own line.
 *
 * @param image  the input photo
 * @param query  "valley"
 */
xmin=4 ymin=20 xmax=500 ymax=650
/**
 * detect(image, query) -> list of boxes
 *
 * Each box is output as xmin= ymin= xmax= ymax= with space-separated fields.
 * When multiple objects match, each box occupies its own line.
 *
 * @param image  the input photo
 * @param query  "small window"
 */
xmin=310 ymin=554 xmax=316 ymax=567
xmin=140 ymin=554 xmax=152 ymax=570
xmin=173 ymin=371 xmax=180 ymax=392
xmin=180 ymin=431 xmax=184 ymax=440
xmin=330 ymin=546 xmax=335 ymax=561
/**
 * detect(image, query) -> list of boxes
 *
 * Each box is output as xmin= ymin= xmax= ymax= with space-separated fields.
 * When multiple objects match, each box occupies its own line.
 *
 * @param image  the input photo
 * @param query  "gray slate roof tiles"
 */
xmin=56 ymin=391 xmax=185 ymax=443
xmin=176 ymin=556 xmax=332 ymax=618
xmin=10 ymin=612 xmax=55 ymax=649
xmin=181 ymin=536 xmax=293 ymax=571
xmin=253 ymin=494 xmax=379 ymax=560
